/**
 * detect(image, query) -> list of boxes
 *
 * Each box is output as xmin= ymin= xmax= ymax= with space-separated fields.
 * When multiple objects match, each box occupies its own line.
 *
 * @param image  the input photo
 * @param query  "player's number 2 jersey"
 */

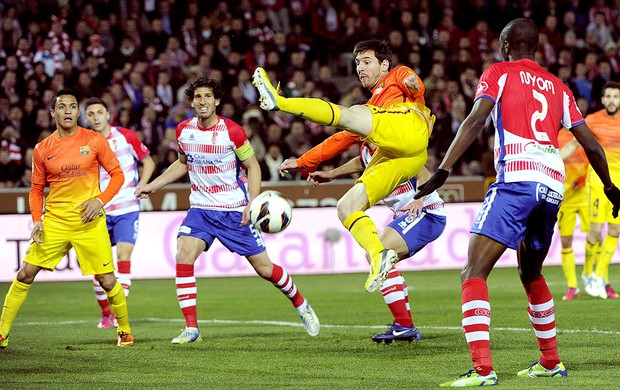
xmin=475 ymin=59 xmax=584 ymax=194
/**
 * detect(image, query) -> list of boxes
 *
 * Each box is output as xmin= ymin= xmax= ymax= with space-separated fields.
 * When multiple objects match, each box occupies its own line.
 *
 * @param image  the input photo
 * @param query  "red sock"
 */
xmin=523 ymin=277 xmax=560 ymax=369
xmin=117 ymin=260 xmax=131 ymax=274
xmin=462 ymin=278 xmax=493 ymax=376
xmin=380 ymin=268 xmax=413 ymax=327
xmin=269 ymin=264 xmax=305 ymax=308
xmin=176 ymin=264 xmax=198 ymax=328
xmin=116 ymin=260 xmax=131 ymax=297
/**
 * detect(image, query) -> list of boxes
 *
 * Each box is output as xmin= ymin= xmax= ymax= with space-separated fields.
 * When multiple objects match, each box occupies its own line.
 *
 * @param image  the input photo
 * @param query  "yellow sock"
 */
xmin=280 ymin=97 xmax=341 ymax=126
xmin=584 ymin=240 xmax=599 ymax=276
xmin=596 ymin=236 xmax=618 ymax=283
xmin=107 ymin=281 xmax=131 ymax=334
xmin=560 ymin=248 xmax=578 ymax=288
xmin=0 ymin=278 xmax=32 ymax=337
xmin=343 ymin=211 xmax=384 ymax=260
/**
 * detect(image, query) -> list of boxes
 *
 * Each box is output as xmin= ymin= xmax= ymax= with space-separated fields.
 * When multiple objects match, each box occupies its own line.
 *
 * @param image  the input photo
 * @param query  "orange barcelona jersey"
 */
xmin=558 ymin=129 xmax=588 ymax=190
xmin=296 ymin=66 xmax=426 ymax=168
xmin=586 ymin=109 xmax=620 ymax=185
xmin=30 ymin=127 xmax=123 ymax=225
xmin=367 ymin=65 xmax=425 ymax=108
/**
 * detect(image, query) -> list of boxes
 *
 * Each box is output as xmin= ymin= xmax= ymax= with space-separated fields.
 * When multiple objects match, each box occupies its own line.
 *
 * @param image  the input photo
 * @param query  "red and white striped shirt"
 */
xmin=100 ymin=127 xmax=150 ymax=216
xmin=475 ymin=59 xmax=584 ymax=194
xmin=177 ymin=116 xmax=251 ymax=211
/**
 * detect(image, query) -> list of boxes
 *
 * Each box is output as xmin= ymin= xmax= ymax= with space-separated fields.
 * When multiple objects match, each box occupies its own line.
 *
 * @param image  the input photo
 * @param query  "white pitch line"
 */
xmin=15 ymin=318 xmax=620 ymax=335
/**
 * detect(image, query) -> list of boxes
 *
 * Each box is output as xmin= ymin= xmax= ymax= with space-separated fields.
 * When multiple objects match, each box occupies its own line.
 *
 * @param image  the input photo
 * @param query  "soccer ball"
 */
xmin=249 ymin=191 xmax=293 ymax=233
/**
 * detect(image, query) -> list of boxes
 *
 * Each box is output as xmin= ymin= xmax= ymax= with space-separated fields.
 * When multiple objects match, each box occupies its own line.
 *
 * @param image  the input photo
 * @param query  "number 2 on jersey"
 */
xmin=531 ymin=89 xmax=550 ymax=142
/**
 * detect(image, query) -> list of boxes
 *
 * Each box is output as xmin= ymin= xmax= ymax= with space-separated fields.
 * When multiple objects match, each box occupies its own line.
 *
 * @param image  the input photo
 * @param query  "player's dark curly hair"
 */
xmin=50 ymin=89 xmax=79 ymax=109
xmin=353 ymin=40 xmax=393 ymax=69
xmin=184 ymin=77 xmax=224 ymax=101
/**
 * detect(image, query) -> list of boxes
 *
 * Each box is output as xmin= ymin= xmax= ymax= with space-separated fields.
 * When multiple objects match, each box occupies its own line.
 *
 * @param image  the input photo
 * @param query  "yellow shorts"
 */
xmin=557 ymin=189 xmax=589 ymax=235
xmin=589 ymin=184 xmax=620 ymax=224
xmin=359 ymin=102 xmax=434 ymax=206
xmin=24 ymin=214 xmax=115 ymax=276
xmin=364 ymin=102 xmax=434 ymax=157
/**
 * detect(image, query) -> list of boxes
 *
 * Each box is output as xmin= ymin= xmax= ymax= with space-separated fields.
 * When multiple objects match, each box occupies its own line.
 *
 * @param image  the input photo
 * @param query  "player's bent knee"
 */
xmin=96 ymin=273 xmax=117 ymax=291
xmin=16 ymin=272 xmax=35 ymax=285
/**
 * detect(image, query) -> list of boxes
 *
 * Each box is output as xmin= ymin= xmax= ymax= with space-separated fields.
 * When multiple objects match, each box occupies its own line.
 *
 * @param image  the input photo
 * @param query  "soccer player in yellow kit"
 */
xmin=253 ymin=39 xmax=435 ymax=292
xmin=557 ymin=130 xmax=589 ymax=300
xmin=584 ymin=81 xmax=620 ymax=299
xmin=0 ymin=90 xmax=133 ymax=348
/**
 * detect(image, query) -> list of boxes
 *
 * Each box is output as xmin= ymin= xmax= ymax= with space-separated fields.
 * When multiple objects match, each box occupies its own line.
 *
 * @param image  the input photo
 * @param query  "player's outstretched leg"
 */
xmin=267 ymin=263 xmax=320 ymax=336
xmin=252 ymin=67 xmax=341 ymax=127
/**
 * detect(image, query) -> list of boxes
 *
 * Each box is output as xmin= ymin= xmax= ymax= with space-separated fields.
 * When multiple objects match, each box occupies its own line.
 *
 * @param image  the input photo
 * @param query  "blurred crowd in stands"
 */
xmin=1 ymin=0 xmax=620 ymax=188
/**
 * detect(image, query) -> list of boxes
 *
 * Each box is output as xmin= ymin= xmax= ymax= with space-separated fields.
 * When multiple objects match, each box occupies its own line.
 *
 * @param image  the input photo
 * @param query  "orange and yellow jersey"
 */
xmin=367 ymin=65 xmax=425 ymax=108
xmin=296 ymin=131 xmax=360 ymax=168
xmin=296 ymin=66 xmax=425 ymax=168
xmin=30 ymin=127 xmax=124 ymax=226
xmin=586 ymin=109 xmax=620 ymax=186
xmin=558 ymin=129 xmax=588 ymax=192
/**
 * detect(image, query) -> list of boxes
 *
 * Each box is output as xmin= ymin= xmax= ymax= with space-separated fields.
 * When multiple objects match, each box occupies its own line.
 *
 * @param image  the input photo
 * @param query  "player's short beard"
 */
xmin=605 ymin=105 xmax=618 ymax=116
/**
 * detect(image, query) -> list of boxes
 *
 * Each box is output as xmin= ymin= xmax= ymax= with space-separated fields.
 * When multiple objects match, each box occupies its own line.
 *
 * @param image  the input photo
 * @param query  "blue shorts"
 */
xmin=106 ymin=211 xmax=139 ymax=246
xmin=471 ymin=182 xmax=562 ymax=251
xmin=178 ymin=208 xmax=266 ymax=257
xmin=388 ymin=212 xmax=446 ymax=258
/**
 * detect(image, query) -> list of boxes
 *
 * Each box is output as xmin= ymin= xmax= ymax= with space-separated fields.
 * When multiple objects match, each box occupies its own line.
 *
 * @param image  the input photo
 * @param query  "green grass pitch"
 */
xmin=1 ymin=265 xmax=619 ymax=389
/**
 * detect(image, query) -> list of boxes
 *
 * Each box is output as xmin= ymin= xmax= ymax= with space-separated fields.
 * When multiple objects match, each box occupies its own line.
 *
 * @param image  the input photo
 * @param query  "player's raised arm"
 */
xmin=135 ymin=154 xmax=188 ymax=198
xmin=307 ymin=155 xmax=363 ymax=187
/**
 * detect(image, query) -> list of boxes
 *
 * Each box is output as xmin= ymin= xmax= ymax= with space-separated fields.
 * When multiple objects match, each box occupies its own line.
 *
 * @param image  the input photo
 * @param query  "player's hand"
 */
xmin=134 ymin=184 xmax=154 ymax=199
xmin=30 ymin=221 xmax=44 ymax=244
xmin=307 ymin=171 xmax=332 ymax=187
xmin=79 ymin=198 xmax=104 ymax=223
xmin=404 ymin=74 xmax=420 ymax=93
xmin=604 ymin=184 xmax=620 ymax=218
xmin=401 ymin=198 xmax=424 ymax=219
xmin=241 ymin=204 xmax=251 ymax=226
xmin=414 ymin=168 xmax=450 ymax=199
xmin=279 ymin=158 xmax=298 ymax=177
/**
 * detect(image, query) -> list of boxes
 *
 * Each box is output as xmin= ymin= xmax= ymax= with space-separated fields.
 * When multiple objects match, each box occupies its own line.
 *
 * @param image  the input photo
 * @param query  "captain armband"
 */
xmin=235 ymin=141 xmax=255 ymax=161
